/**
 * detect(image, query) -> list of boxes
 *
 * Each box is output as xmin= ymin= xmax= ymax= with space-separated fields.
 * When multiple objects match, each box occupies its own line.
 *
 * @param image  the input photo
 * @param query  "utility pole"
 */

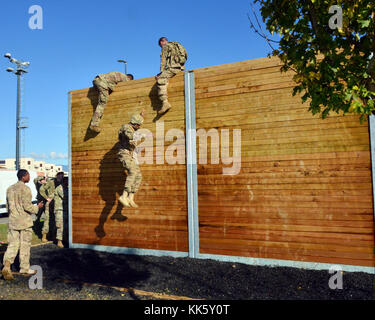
xmin=4 ymin=53 xmax=30 ymax=171
xmin=117 ymin=59 xmax=127 ymax=75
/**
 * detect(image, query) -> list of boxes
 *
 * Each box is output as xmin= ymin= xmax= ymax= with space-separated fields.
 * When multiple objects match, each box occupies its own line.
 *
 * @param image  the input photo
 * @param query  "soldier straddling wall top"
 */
xmin=117 ymin=109 xmax=146 ymax=208
xmin=90 ymin=72 xmax=134 ymax=133
xmin=155 ymin=37 xmax=188 ymax=115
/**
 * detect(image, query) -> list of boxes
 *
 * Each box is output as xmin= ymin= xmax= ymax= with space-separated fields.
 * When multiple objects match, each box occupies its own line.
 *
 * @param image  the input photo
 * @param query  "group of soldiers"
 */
xmin=1 ymin=170 xmax=68 ymax=281
xmin=1 ymin=37 xmax=186 ymax=280
xmin=90 ymin=37 xmax=188 ymax=208
xmin=34 ymin=171 xmax=69 ymax=247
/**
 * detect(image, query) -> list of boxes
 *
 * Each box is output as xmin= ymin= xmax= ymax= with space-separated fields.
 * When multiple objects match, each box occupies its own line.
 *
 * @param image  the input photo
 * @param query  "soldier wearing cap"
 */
xmin=90 ymin=72 xmax=134 ymax=133
xmin=33 ymin=174 xmax=47 ymax=222
xmin=39 ymin=171 xmax=64 ymax=242
xmin=155 ymin=37 xmax=188 ymax=115
xmin=54 ymin=176 xmax=68 ymax=248
xmin=117 ymin=109 xmax=145 ymax=208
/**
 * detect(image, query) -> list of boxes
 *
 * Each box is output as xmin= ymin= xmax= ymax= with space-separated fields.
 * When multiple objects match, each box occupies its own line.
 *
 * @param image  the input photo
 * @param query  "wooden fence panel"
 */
xmin=194 ymin=57 xmax=375 ymax=267
xmin=70 ymin=73 xmax=188 ymax=252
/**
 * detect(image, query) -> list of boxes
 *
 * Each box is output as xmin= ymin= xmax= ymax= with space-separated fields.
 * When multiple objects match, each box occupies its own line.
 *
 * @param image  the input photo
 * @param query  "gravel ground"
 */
xmin=0 ymin=244 xmax=374 ymax=300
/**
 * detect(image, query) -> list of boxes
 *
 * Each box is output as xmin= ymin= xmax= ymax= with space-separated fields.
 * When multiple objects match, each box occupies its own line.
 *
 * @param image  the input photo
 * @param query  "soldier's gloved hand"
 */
xmin=38 ymin=202 xmax=44 ymax=208
xmin=47 ymin=198 xmax=52 ymax=203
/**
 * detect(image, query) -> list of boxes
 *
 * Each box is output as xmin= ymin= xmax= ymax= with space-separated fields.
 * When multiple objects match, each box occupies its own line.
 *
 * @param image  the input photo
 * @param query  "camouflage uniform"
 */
xmin=3 ymin=181 xmax=39 ymax=272
xmin=33 ymin=176 xmax=45 ymax=202
xmin=54 ymin=184 xmax=68 ymax=241
xmin=157 ymin=42 xmax=188 ymax=112
xmin=118 ymin=118 xmax=143 ymax=194
xmin=39 ymin=178 xmax=56 ymax=235
xmin=33 ymin=176 xmax=47 ymax=221
xmin=91 ymin=71 xmax=130 ymax=127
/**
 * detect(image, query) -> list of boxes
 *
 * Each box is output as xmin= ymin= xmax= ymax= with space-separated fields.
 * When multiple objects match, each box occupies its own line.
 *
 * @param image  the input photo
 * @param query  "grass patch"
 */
xmin=0 ymin=220 xmax=45 ymax=247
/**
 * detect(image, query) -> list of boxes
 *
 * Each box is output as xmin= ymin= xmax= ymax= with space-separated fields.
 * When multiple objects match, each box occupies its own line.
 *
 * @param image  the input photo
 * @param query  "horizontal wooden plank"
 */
xmin=199 ymin=247 xmax=374 ymax=267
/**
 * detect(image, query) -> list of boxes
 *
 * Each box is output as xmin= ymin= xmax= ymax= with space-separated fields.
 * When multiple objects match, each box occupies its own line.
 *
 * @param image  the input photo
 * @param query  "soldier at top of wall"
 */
xmin=155 ymin=37 xmax=188 ymax=115
xmin=118 ymin=109 xmax=146 ymax=208
xmin=89 ymin=72 xmax=134 ymax=133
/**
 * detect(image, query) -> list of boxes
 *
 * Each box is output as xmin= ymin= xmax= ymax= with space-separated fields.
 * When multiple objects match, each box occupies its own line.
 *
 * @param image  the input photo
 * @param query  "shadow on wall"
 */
xmin=149 ymin=83 xmax=166 ymax=123
xmin=84 ymin=86 xmax=100 ymax=142
xmin=94 ymin=142 xmax=128 ymax=241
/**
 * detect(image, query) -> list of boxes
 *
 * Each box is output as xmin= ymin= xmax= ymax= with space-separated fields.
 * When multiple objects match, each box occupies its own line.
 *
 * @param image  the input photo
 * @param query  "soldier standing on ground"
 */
xmin=1 ymin=169 xmax=44 ymax=281
xmin=54 ymin=176 xmax=68 ymax=248
xmin=90 ymin=72 xmax=134 ymax=133
xmin=155 ymin=37 xmax=188 ymax=115
xmin=39 ymin=171 xmax=64 ymax=243
xmin=117 ymin=109 xmax=146 ymax=208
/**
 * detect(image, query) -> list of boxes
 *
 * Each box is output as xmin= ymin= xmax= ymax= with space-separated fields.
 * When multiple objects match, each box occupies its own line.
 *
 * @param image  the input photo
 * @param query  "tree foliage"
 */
xmin=253 ymin=0 xmax=375 ymax=121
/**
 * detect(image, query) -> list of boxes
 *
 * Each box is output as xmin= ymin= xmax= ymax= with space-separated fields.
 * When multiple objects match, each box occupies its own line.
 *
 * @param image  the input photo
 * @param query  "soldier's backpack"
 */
xmin=169 ymin=41 xmax=188 ymax=66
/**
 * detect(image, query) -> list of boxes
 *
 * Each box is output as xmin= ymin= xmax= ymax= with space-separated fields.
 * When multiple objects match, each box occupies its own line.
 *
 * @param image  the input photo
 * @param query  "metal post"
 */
xmin=16 ymin=72 xmax=21 ymax=170
xmin=184 ymin=71 xmax=199 ymax=258
xmin=4 ymin=54 xmax=29 ymax=171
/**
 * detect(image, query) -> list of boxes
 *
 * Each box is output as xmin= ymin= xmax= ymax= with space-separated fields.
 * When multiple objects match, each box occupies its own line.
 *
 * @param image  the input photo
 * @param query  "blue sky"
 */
xmin=0 ymin=0 xmax=273 ymax=166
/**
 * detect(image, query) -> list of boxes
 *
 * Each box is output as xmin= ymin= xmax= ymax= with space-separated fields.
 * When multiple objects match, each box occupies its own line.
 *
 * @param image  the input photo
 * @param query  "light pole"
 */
xmin=4 ymin=53 xmax=30 ymax=171
xmin=118 ymin=59 xmax=127 ymax=75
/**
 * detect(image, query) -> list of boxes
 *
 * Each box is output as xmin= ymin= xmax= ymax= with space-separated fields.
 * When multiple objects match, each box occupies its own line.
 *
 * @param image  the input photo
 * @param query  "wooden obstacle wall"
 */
xmin=70 ymin=56 xmax=375 ymax=267
xmin=70 ymin=73 xmax=189 ymax=252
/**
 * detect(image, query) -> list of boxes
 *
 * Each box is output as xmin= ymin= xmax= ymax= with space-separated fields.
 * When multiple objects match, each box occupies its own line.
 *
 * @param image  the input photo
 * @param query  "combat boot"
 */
xmin=20 ymin=269 xmax=37 ymax=275
xmin=128 ymin=193 xmax=138 ymax=208
xmin=89 ymin=124 xmax=101 ymax=133
xmin=42 ymin=233 xmax=48 ymax=243
xmin=57 ymin=240 xmax=64 ymax=248
xmin=158 ymin=101 xmax=171 ymax=115
xmin=118 ymin=191 xmax=130 ymax=207
xmin=2 ymin=260 xmax=14 ymax=281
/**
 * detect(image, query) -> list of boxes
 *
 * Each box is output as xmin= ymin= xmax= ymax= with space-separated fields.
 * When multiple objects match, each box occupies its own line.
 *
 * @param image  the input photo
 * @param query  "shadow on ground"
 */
xmin=1 ymin=244 xmax=374 ymax=300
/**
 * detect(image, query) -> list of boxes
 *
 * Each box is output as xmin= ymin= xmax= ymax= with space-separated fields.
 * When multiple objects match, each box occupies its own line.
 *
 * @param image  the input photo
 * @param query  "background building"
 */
xmin=1 ymin=157 xmax=67 ymax=177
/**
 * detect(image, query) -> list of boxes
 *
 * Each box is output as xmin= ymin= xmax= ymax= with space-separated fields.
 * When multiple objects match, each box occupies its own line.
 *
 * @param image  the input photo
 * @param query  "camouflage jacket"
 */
xmin=39 ymin=178 xmax=56 ymax=201
xmin=118 ymin=123 xmax=137 ymax=152
xmin=160 ymin=41 xmax=188 ymax=72
xmin=6 ymin=181 xmax=39 ymax=230
xmin=98 ymin=72 xmax=129 ymax=91
xmin=54 ymin=184 xmax=68 ymax=211
xmin=33 ymin=176 xmax=45 ymax=201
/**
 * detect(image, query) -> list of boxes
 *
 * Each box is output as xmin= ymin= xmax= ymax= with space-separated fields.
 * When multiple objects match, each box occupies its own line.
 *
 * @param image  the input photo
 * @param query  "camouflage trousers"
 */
xmin=42 ymin=201 xmax=52 ymax=235
xmin=157 ymin=68 xmax=182 ymax=104
xmin=55 ymin=210 xmax=67 ymax=241
xmin=3 ymin=228 xmax=33 ymax=272
xmin=91 ymin=77 xmax=111 ymax=127
xmin=118 ymin=150 xmax=142 ymax=194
